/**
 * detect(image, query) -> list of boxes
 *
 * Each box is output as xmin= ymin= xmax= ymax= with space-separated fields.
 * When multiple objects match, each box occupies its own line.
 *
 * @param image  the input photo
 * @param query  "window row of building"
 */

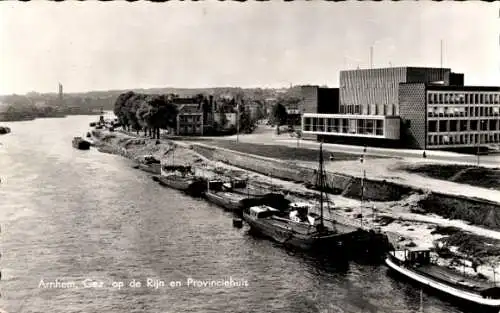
xmin=303 ymin=117 xmax=384 ymax=136
xmin=428 ymin=119 xmax=499 ymax=133
xmin=428 ymin=132 xmax=500 ymax=146
xmin=427 ymin=92 xmax=500 ymax=105
xmin=178 ymin=115 xmax=202 ymax=123
xmin=427 ymin=105 xmax=500 ymax=118
xmin=339 ymin=104 xmax=397 ymax=116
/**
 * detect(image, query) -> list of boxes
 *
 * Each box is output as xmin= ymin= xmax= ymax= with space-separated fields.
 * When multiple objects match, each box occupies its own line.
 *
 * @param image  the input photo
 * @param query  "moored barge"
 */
xmin=152 ymin=174 xmax=206 ymax=197
xmin=386 ymin=248 xmax=500 ymax=312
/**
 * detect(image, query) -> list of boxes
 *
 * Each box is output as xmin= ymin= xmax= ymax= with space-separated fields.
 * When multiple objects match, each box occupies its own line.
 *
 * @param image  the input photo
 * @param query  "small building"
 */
xmin=176 ymin=103 xmax=204 ymax=136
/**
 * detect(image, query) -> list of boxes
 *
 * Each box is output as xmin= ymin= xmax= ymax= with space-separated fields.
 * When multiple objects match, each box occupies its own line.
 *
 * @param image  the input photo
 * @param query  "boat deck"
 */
xmin=416 ymin=264 xmax=491 ymax=290
xmin=208 ymin=191 xmax=247 ymax=201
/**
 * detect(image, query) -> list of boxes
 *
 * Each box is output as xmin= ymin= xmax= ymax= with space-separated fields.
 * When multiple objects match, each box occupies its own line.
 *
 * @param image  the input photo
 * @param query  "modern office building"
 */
xmin=301 ymin=67 xmax=500 ymax=150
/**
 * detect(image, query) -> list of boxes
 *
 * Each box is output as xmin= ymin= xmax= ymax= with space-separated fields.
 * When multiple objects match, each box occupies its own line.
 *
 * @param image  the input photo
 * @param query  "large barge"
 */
xmin=386 ymin=248 xmax=500 ymax=312
xmin=204 ymin=180 xmax=290 ymax=214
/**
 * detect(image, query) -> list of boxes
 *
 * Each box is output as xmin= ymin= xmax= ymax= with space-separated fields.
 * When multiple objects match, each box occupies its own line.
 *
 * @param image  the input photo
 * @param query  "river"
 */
xmin=0 ymin=115 xmax=467 ymax=313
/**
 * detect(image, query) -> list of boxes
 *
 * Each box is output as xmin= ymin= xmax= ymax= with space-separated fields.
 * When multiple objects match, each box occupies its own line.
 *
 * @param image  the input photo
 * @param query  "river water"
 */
xmin=0 ymin=115 xmax=467 ymax=313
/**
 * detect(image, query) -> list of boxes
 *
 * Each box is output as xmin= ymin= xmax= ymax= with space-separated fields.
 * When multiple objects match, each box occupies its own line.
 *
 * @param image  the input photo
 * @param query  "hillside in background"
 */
xmin=0 ymin=86 xmax=305 ymax=121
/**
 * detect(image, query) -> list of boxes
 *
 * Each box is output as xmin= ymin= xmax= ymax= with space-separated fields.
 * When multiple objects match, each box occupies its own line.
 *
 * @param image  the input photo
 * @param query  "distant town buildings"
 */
xmin=300 ymin=67 xmax=500 ymax=150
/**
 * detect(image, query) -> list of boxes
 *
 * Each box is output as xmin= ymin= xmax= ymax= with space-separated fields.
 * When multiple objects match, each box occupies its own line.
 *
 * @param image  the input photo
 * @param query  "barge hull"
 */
xmin=243 ymin=213 xmax=345 ymax=252
xmin=385 ymin=257 xmax=500 ymax=312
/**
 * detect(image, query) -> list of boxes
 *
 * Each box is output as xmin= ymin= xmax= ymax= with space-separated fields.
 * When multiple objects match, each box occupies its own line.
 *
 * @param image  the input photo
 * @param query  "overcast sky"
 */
xmin=0 ymin=2 xmax=498 ymax=95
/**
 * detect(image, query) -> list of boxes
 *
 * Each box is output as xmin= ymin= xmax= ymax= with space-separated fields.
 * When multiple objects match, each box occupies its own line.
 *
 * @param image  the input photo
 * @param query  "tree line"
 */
xmin=113 ymin=91 xmax=178 ymax=139
xmin=113 ymin=91 xmax=259 ymax=138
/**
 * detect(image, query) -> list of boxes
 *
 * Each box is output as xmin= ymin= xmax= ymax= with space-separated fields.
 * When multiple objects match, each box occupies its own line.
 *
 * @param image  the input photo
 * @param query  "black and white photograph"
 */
xmin=0 ymin=1 xmax=500 ymax=313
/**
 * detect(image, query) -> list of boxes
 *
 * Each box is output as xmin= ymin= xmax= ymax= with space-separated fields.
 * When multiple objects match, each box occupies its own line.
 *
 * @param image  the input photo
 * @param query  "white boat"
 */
xmin=386 ymin=248 xmax=500 ymax=311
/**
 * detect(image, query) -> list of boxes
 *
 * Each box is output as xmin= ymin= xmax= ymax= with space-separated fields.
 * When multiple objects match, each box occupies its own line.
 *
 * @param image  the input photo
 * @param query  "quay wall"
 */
xmin=190 ymin=143 xmax=500 ymax=229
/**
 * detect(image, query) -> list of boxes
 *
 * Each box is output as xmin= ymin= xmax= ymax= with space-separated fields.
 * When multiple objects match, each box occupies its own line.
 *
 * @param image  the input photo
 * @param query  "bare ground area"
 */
xmin=399 ymin=163 xmax=500 ymax=191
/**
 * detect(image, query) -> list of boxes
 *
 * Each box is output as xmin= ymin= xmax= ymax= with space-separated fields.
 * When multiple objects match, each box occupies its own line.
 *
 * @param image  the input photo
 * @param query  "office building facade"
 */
xmin=301 ymin=66 xmax=499 ymax=150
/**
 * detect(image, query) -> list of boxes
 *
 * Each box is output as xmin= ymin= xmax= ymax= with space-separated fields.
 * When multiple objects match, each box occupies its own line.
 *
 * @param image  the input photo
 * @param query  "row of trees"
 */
xmin=113 ymin=91 xmax=258 ymax=138
xmin=113 ymin=91 xmax=178 ymax=139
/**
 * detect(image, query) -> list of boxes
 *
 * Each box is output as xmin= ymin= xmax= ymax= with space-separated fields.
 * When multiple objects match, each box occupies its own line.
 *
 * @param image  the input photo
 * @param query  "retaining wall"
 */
xmin=418 ymin=194 xmax=500 ymax=231
xmin=191 ymin=143 xmax=416 ymax=202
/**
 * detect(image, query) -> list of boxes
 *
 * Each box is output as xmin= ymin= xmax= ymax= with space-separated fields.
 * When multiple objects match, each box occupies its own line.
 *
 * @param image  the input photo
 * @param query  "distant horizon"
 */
xmin=4 ymin=63 xmax=500 ymax=97
xmin=1 ymin=2 xmax=498 ymax=95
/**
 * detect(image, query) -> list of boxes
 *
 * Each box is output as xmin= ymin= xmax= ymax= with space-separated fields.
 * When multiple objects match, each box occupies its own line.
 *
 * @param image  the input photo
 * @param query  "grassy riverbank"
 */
xmin=199 ymin=140 xmax=386 ymax=162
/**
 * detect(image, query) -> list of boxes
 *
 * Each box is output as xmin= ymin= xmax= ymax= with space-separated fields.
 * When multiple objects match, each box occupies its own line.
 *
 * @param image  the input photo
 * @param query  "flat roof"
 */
xmin=340 ymin=66 xmax=451 ymax=72
xmin=427 ymin=85 xmax=500 ymax=92
xmin=303 ymin=113 xmax=400 ymax=119
xmin=400 ymin=82 xmax=500 ymax=92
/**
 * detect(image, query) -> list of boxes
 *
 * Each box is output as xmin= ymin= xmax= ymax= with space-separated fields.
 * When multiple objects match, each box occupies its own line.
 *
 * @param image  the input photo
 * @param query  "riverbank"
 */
xmin=89 ymin=128 xmax=500 ymax=283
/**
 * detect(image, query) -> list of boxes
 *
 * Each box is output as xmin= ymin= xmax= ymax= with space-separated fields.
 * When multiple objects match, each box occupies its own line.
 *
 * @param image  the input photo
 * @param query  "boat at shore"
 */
xmin=0 ymin=126 xmax=11 ymax=135
xmin=133 ymin=163 xmax=161 ymax=174
xmin=72 ymin=137 xmax=91 ymax=150
xmin=386 ymin=248 xmax=500 ymax=311
xmin=132 ymin=155 xmax=161 ymax=174
xmin=152 ymin=174 xmax=206 ymax=197
xmin=243 ymin=143 xmax=347 ymax=253
xmin=204 ymin=179 xmax=290 ymax=214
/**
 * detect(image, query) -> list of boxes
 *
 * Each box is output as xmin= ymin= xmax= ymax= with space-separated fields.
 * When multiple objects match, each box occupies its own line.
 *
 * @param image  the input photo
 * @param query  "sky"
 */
xmin=0 ymin=2 xmax=499 ymax=95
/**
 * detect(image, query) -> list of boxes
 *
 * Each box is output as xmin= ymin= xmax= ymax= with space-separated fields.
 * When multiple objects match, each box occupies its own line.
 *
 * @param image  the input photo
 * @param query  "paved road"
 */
xmin=205 ymin=127 xmax=500 ymax=168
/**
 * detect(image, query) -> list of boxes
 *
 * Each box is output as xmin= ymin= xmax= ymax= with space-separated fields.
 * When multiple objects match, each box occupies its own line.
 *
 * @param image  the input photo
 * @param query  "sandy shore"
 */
xmin=91 ymin=129 xmax=500 ymax=283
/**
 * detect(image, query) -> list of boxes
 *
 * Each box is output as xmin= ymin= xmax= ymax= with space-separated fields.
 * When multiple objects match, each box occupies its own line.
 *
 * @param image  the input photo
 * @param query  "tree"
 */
xmin=238 ymin=105 xmax=255 ymax=134
xmin=253 ymin=100 xmax=267 ymax=121
xmin=135 ymin=94 xmax=179 ymax=139
xmin=271 ymin=102 xmax=288 ymax=134
xmin=125 ymin=93 xmax=148 ymax=134
xmin=114 ymin=91 xmax=135 ymax=131
xmin=218 ymin=105 xmax=228 ymax=130
xmin=136 ymin=97 xmax=155 ymax=137
xmin=154 ymin=95 xmax=178 ymax=138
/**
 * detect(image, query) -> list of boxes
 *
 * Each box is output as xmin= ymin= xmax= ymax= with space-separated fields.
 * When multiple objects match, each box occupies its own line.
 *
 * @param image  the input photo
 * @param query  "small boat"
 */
xmin=132 ymin=155 xmax=161 ymax=174
xmin=0 ymin=126 xmax=11 ymax=135
xmin=205 ymin=180 xmax=246 ymax=212
xmin=243 ymin=143 xmax=346 ymax=253
xmin=386 ymin=248 xmax=500 ymax=311
xmin=133 ymin=163 xmax=161 ymax=174
xmin=152 ymin=174 xmax=205 ymax=197
xmin=72 ymin=137 xmax=91 ymax=150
